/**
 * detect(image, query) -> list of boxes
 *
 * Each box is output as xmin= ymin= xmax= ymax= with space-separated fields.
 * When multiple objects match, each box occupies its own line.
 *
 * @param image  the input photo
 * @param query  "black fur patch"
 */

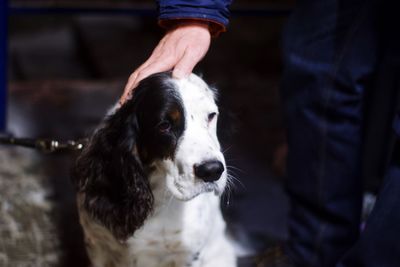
xmin=72 ymin=72 xmax=185 ymax=241
xmin=133 ymin=72 xmax=186 ymax=163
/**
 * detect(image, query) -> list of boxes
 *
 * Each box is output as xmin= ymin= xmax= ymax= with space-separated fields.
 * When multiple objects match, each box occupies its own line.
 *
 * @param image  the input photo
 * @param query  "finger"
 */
xmin=120 ymin=57 xmax=176 ymax=104
xmin=120 ymin=55 xmax=161 ymax=103
xmin=120 ymin=71 xmax=139 ymax=104
xmin=121 ymin=37 xmax=171 ymax=97
xmin=172 ymin=48 xmax=203 ymax=79
xmin=133 ymin=56 xmax=176 ymax=86
xmin=124 ymin=53 xmax=160 ymax=90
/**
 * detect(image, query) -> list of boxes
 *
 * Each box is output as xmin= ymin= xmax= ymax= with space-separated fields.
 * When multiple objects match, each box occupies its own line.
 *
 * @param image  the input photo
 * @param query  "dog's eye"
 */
xmin=208 ymin=112 xmax=217 ymax=122
xmin=157 ymin=121 xmax=171 ymax=132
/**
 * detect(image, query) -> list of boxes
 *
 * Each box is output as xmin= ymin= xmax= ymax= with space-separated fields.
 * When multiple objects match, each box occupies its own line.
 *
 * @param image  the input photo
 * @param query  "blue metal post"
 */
xmin=0 ymin=0 xmax=7 ymax=132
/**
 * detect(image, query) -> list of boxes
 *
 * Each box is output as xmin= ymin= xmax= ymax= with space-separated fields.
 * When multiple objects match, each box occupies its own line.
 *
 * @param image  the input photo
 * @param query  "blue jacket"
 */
xmin=157 ymin=0 xmax=232 ymax=33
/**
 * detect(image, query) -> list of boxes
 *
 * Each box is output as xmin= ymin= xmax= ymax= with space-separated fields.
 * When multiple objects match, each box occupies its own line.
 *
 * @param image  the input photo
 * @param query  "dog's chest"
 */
xmin=126 ymin=193 xmax=219 ymax=266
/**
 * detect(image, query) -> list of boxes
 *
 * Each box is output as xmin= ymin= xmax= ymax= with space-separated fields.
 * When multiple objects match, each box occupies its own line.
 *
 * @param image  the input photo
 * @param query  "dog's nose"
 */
xmin=194 ymin=160 xmax=225 ymax=182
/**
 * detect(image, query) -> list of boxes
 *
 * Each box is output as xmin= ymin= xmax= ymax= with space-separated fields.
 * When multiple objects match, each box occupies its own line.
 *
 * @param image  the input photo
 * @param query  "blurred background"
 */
xmin=2 ymin=0 xmax=395 ymax=266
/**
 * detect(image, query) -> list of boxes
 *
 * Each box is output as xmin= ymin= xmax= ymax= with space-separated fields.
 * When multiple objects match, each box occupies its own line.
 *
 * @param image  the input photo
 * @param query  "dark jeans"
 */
xmin=281 ymin=0 xmax=400 ymax=266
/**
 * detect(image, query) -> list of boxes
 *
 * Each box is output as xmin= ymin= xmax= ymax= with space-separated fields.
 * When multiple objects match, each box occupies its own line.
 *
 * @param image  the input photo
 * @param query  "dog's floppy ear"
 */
xmin=73 ymin=101 xmax=153 ymax=241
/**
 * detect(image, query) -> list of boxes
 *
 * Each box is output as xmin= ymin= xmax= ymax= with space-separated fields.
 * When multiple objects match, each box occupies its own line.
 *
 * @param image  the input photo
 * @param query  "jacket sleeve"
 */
xmin=157 ymin=0 xmax=232 ymax=35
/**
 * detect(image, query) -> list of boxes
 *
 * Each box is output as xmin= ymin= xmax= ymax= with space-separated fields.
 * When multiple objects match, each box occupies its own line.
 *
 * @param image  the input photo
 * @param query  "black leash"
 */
xmin=0 ymin=134 xmax=87 ymax=153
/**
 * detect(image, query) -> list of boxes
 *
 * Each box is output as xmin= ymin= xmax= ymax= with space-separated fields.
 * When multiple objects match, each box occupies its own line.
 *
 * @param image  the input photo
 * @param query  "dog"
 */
xmin=73 ymin=72 xmax=236 ymax=267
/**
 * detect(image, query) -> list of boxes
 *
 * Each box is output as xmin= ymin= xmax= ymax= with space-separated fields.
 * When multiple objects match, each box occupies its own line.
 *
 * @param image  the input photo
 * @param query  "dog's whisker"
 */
xmin=227 ymin=173 xmax=245 ymax=190
xmin=222 ymin=191 xmax=231 ymax=206
xmin=226 ymin=179 xmax=238 ymax=193
xmin=221 ymin=182 xmax=232 ymax=206
xmin=221 ymin=145 xmax=233 ymax=154
xmin=226 ymin=165 xmax=245 ymax=174
xmin=226 ymin=169 xmax=240 ymax=177
xmin=224 ymin=157 xmax=240 ymax=162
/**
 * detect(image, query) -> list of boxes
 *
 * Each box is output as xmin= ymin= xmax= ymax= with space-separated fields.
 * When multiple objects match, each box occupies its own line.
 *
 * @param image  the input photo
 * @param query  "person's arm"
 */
xmin=157 ymin=0 xmax=232 ymax=36
xmin=120 ymin=0 xmax=232 ymax=103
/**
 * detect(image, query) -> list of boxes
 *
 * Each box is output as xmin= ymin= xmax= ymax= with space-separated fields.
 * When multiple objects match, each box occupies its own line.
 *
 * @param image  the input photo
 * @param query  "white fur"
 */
xmin=79 ymin=74 xmax=236 ymax=267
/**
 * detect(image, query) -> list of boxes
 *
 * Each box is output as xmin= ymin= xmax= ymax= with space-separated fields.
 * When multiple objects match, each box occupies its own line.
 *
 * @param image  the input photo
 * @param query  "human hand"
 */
xmin=120 ymin=23 xmax=211 ymax=104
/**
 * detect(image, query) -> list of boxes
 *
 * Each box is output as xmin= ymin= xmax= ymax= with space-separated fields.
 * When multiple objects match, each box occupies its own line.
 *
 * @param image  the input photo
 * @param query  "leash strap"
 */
xmin=0 ymin=134 xmax=87 ymax=153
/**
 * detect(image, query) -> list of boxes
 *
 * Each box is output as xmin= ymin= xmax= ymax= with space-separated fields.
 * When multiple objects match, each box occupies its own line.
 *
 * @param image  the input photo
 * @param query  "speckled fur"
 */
xmin=76 ymin=74 xmax=236 ymax=267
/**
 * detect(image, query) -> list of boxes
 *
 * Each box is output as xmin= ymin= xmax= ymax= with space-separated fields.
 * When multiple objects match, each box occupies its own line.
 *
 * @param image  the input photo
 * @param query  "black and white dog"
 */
xmin=73 ymin=72 xmax=236 ymax=267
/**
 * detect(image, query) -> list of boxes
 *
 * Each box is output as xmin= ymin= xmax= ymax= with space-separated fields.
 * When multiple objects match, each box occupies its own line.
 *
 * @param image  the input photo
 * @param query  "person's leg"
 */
xmin=337 ymin=153 xmax=400 ymax=267
xmin=336 ymin=6 xmax=400 ymax=266
xmin=280 ymin=1 xmax=380 ymax=266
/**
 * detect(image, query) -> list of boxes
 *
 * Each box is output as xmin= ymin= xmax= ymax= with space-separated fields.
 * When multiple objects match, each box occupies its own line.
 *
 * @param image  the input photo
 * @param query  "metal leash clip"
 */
xmin=35 ymin=139 xmax=87 ymax=153
xmin=0 ymin=133 xmax=87 ymax=153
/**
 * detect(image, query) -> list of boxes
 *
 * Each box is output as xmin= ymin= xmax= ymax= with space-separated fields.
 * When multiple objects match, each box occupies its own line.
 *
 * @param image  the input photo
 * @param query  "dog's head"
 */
xmin=73 ymin=72 xmax=227 ymax=241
